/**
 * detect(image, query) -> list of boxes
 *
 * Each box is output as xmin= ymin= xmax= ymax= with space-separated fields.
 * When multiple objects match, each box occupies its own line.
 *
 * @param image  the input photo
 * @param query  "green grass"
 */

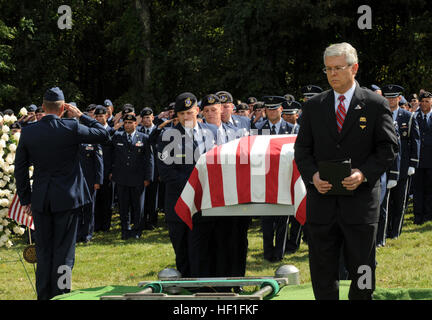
xmin=1 ymin=202 xmax=431 ymax=300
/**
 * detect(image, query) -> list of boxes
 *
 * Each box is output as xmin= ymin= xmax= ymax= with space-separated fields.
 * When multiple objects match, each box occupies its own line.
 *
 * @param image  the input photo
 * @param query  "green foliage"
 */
xmin=1 ymin=1 xmax=432 ymax=112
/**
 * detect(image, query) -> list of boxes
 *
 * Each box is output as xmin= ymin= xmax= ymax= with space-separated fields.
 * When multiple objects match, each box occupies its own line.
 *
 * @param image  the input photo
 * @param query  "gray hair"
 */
xmin=323 ymin=42 xmax=358 ymax=65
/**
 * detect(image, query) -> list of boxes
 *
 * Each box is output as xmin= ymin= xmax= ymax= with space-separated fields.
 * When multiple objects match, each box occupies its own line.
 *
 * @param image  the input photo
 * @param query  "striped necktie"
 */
xmin=336 ymin=95 xmax=346 ymax=133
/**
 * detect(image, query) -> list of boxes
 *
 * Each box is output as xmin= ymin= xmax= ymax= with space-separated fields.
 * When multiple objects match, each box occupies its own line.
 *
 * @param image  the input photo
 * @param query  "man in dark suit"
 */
xmin=14 ymin=87 xmax=109 ymax=300
xmin=294 ymin=43 xmax=398 ymax=300
xmin=413 ymin=91 xmax=432 ymax=224
xmin=111 ymin=114 xmax=154 ymax=240
xmin=157 ymin=92 xmax=217 ymax=278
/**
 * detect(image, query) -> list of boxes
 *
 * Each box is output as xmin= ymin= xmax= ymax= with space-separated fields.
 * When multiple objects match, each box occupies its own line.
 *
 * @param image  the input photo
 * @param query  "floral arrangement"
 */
xmin=0 ymin=108 xmax=29 ymax=248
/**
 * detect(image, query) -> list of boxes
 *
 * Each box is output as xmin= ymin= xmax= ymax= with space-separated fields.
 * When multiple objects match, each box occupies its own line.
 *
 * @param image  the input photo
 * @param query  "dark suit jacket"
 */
xmin=416 ymin=110 xmax=432 ymax=168
xmin=294 ymin=84 xmax=398 ymax=225
xmin=14 ymin=114 xmax=109 ymax=212
xmin=111 ymin=130 xmax=154 ymax=187
xmin=79 ymin=143 xmax=104 ymax=187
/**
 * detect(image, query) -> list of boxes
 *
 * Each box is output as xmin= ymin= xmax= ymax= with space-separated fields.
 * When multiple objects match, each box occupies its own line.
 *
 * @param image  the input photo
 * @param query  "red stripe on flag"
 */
xmin=206 ymin=146 xmax=225 ymax=207
xmin=189 ymin=168 xmax=203 ymax=212
xmin=265 ymin=136 xmax=297 ymax=203
xmin=296 ymin=197 xmax=307 ymax=225
xmin=236 ymin=136 xmax=256 ymax=204
xmin=174 ymin=197 xmax=193 ymax=230
xmin=291 ymin=159 xmax=306 ymax=225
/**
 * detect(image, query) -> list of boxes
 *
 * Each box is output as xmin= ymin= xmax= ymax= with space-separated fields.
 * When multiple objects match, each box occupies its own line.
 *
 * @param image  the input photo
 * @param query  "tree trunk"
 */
xmin=135 ymin=0 xmax=152 ymax=101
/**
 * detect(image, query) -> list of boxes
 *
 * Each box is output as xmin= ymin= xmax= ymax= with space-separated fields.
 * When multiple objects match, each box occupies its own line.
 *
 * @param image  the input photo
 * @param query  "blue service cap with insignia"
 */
xmin=94 ymin=105 xmax=107 ymax=115
xmin=262 ymin=96 xmax=286 ymax=109
xmin=122 ymin=104 xmax=135 ymax=114
xmin=44 ymin=87 xmax=65 ymax=102
xmin=104 ymin=99 xmax=113 ymax=107
xmin=140 ymin=107 xmax=153 ymax=116
xmin=253 ymin=102 xmax=264 ymax=110
xmin=371 ymin=84 xmax=381 ymax=91
xmin=382 ymin=85 xmax=404 ymax=98
xmin=399 ymin=96 xmax=408 ymax=106
xmin=284 ymin=94 xmax=295 ymax=102
xmin=301 ymin=85 xmax=323 ymax=97
xmin=175 ymin=92 xmax=197 ymax=112
xmin=419 ymin=91 xmax=432 ymax=100
xmin=200 ymin=94 xmax=220 ymax=110
xmin=10 ymin=121 xmax=21 ymax=130
xmin=247 ymin=97 xmax=257 ymax=104
xmin=282 ymin=100 xmax=302 ymax=114
xmin=236 ymin=103 xmax=249 ymax=111
xmin=27 ymin=104 xmax=37 ymax=112
xmin=86 ymin=104 xmax=96 ymax=112
xmin=123 ymin=114 xmax=137 ymax=122
xmin=215 ymin=91 xmax=234 ymax=103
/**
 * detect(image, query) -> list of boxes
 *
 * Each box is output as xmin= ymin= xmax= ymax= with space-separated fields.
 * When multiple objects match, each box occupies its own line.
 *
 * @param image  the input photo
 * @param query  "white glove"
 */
xmin=387 ymin=180 xmax=397 ymax=189
xmin=408 ymin=167 xmax=416 ymax=176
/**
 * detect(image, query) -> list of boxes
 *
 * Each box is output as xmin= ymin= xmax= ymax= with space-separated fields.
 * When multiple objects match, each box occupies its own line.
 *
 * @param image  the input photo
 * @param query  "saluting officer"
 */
xmin=301 ymin=85 xmax=323 ymax=103
xmin=35 ymin=107 xmax=46 ymax=121
xmin=104 ymin=99 xmax=115 ymax=127
xmin=413 ymin=91 xmax=432 ymax=225
xmin=381 ymin=85 xmax=420 ymax=238
xmin=19 ymin=104 xmax=38 ymax=127
xmin=255 ymin=96 xmax=294 ymax=262
xmin=94 ymin=106 xmax=115 ymax=232
xmin=281 ymin=100 xmax=302 ymax=134
xmin=76 ymin=141 xmax=104 ymax=243
xmin=157 ymin=92 xmax=217 ymax=278
xmin=139 ymin=107 xmax=159 ymax=229
xmin=235 ymin=102 xmax=250 ymax=118
xmin=110 ymin=114 xmax=154 ymax=240
xmin=216 ymin=91 xmax=251 ymax=132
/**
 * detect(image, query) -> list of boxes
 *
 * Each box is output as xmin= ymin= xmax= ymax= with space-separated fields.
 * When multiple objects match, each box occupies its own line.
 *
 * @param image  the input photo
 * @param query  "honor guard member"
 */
xmin=251 ymin=101 xmax=266 ymax=127
xmin=409 ymin=94 xmax=420 ymax=113
xmin=110 ymin=114 xmax=154 ymax=239
xmin=216 ymin=91 xmax=251 ymax=132
xmin=139 ymin=107 xmax=159 ymax=229
xmin=235 ymin=102 xmax=250 ymax=118
xmin=104 ymin=99 xmax=115 ymax=127
xmin=156 ymin=92 xmax=217 ymax=278
xmin=10 ymin=121 xmax=22 ymax=134
xmin=94 ymin=106 xmax=115 ymax=232
xmin=76 ymin=141 xmax=103 ymax=243
xmin=35 ymin=107 xmax=46 ymax=121
xmin=413 ymin=91 xmax=432 ymax=224
xmin=382 ymin=84 xmax=420 ymax=237
xmin=86 ymin=104 xmax=97 ymax=118
xmin=19 ymin=104 xmax=38 ymax=127
xmin=247 ymin=97 xmax=258 ymax=114
xmin=255 ymin=96 xmax=294 ymax=262
xmin=14 ymin=87 xmax=109 ymax=300
xmin=301 ymin=85 xmax=323 ymax=102
xmin=282 ymin=100 xmax=301 ymax=133
xmin=113 ymin=104 xmax=135 ymax=131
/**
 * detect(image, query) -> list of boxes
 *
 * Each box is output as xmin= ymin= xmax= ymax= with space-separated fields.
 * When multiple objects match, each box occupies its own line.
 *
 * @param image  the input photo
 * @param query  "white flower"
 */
xmin=0 ymin=115 xmax=3 ymax=123
xmin=0 ymin=208 xmax=8 ymax=217
xmin=0 ymin=140 xmax=5 ymax=149
xmin=10 ymin=115 xmax=17 ymax=123
xmin=2 ymin=125 xmax=10 ymax=133
xmin=19 ymin=107 xmax=28 ymax=116
xmin=7 ymin=165 xmax=14 ymax=174
xmin=0 ymin=234 xmax=8 ymax=242
xmin=13 ymin=226 xmax=25 ymax=235
xmin=13 ymin=132 xmax=20 ymax=141
xmin=0 ymin=181 xmax=6 ymax=189
xmin=8 ymin=144 xmax=17 ymax=152
xmin=3 ymin=115 xmax=11 ymax=123
xmin=0 ymin=224 xmax=3 ymax=232
xmin=5 ymin=153 xmax=14 ymax=164
xmin=4 ymin=228 xmax=10 ymax=236
xmin=5 ymin=240 xmax=13 ymax=248
xmin=0 ymin=198 xmax=9 ymax=207
xmin=1 ymin=134 xmax=9 ymax=141
xmin=2 ymin=175 xmax=10 ymax=182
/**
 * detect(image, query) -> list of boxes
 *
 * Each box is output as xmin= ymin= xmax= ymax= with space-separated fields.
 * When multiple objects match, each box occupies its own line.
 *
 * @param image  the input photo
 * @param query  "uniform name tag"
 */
xmin=117 ymin=143 xmax=124 ymax=146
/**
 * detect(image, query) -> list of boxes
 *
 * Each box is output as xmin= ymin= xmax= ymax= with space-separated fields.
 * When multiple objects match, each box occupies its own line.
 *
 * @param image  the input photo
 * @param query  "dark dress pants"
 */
xmin=33 ymin=204 xmax=80 ymax=300
xmin=117 ymin=184 xmax=146 ymax=237
xmin=308 ymin=217 xmax=377 ymax=300
xmin=94 ymin=178 xmax=113 ymax=232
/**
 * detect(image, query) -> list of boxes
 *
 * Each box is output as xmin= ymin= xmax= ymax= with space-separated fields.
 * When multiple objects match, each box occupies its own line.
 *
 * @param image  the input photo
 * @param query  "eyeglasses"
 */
xmin=322 ymin=65 xmax=352 ymax=74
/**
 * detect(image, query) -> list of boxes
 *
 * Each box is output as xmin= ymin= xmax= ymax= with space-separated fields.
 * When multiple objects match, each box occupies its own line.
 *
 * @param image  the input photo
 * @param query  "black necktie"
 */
xmin=270 ymin=125 xmax=276 ymax=135
xmin=127 ymin=134 xmax=132 ymax=145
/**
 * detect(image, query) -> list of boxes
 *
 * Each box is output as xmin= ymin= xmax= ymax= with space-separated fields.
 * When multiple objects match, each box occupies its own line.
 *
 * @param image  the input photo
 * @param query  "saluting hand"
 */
xmin=313 ymin=172 xmax=332 ymax=194
xmin=64 ymin=103 xmax=83 ymax=118
xmin=342 ymin=169 xmax=365 ymax=191
xmin=94 ymin=184 xmax=100 ymax=190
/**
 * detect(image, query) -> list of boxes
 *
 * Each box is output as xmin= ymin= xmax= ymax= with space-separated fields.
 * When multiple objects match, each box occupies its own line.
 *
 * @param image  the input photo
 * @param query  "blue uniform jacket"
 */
xmin=111 ymin=130 xmax=154 ymax=186
xmin=14 ymin=114 xmax=109 ymax=212
xmin=416 ymin=110 xmax=432 ymax=168
xmin=254 ymin=118 xmax=295 ymax=135
xmin=79 ymin=143 xmax=104 ymax=187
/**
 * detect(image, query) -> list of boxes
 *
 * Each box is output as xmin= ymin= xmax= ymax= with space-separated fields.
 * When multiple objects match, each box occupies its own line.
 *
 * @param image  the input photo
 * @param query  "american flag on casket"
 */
xmin=175 ymin=135 xmax=307 ymax=230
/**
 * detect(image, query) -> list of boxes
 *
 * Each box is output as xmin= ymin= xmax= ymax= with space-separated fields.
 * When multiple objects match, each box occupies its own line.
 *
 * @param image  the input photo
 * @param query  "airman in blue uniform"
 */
xmin=157 ymin=92 xmax=217 ymax=278
xmin=14 ymin=87 xmax=109 ymax=300
xmin=413 ymin=91 xmax=432 ymax=225
xmin=94 ymin=106 xmax=115 ymax=232
xmin=111 ymin=114 xmax=154 ymax=240
xmin=382 ymin=85 xmax=420 ymax=237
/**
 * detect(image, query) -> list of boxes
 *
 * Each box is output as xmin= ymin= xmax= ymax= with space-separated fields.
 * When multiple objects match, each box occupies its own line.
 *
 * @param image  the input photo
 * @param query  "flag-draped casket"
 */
xmin=175 ymin=135 xmax=307 ymax=229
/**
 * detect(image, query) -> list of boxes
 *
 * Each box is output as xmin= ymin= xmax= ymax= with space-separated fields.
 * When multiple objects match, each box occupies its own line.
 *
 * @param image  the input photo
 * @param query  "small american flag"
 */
xmin=175 ymin=135 xmax=307 ymax=230
xmin=8 ymin=193 xmax=34 ymax=230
